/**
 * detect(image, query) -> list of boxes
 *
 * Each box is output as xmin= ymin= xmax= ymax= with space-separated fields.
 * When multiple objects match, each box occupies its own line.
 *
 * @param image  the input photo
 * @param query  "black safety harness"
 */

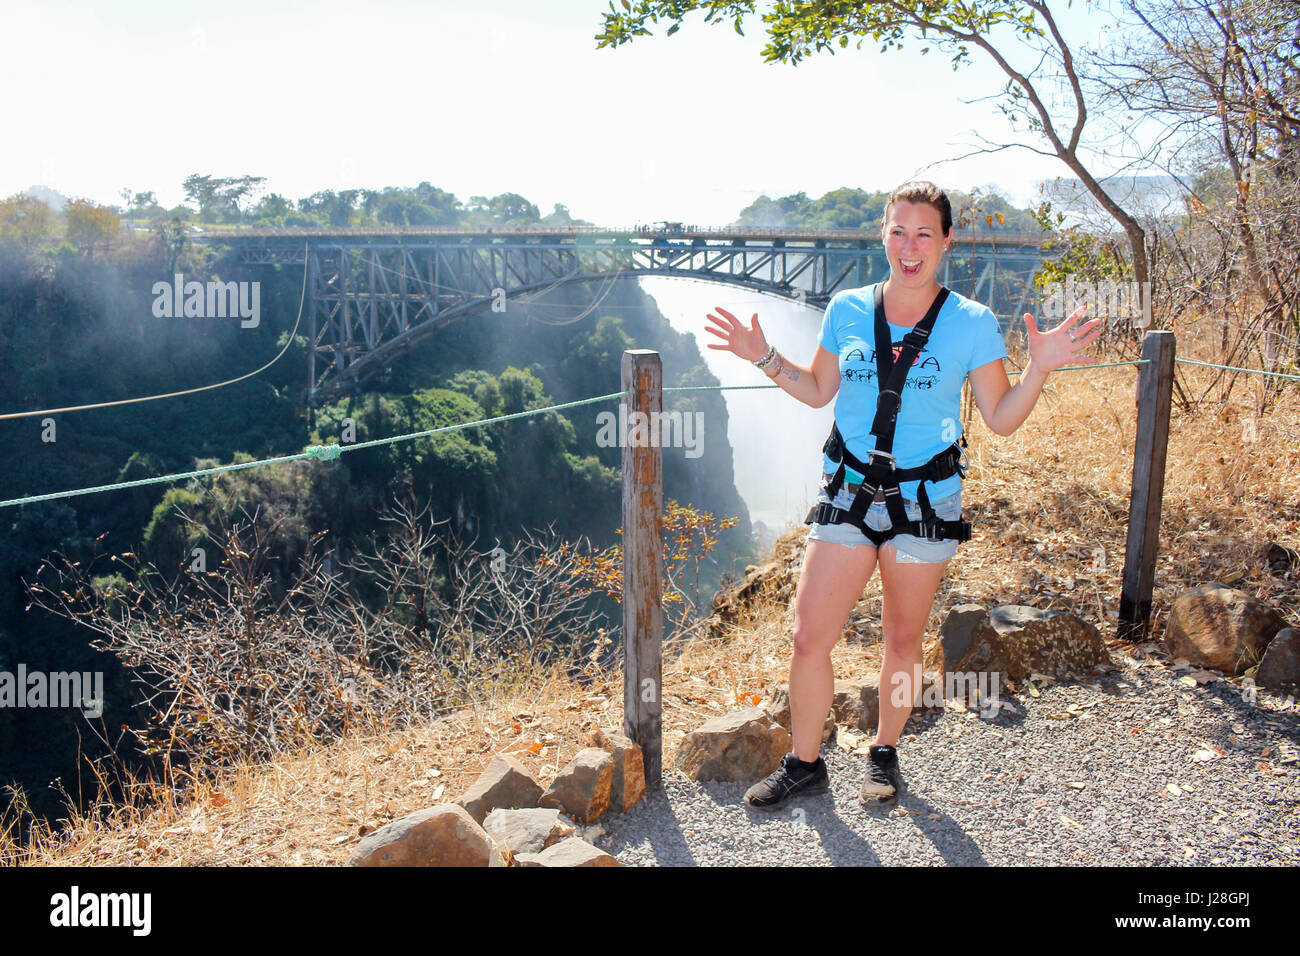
xmin=804 ymin=283 xmax=972 ymax=547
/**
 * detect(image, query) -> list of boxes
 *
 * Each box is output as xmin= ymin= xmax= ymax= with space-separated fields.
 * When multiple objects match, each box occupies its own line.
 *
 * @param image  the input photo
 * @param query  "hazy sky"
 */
xmin=3 ymin=0 xmax=1128 ymax=224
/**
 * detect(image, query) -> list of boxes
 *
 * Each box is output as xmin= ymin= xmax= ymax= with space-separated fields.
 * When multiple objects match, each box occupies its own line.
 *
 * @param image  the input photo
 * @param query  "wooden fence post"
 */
xmin=1118 ymin=330 xmax=1176 ymax=642
xmin=621 ymin=349 xmax=663 ymax=789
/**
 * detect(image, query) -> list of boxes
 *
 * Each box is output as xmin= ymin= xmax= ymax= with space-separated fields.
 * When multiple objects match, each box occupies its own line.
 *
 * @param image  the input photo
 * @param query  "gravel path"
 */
xmin=599 ymin=651 xmax=1300 ymax=866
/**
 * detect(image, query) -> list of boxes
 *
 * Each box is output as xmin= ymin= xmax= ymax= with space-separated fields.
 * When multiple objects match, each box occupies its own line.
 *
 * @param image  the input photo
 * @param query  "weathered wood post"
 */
xmin=1118 ymin=330 xmax=1176 ymax=641
xmin=621 ymin=349 xmax=663 ymax=788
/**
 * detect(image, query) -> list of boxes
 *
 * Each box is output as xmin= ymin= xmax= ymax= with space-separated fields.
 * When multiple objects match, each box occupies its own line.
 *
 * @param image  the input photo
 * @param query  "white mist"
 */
xmin=639 ymin=276 xmax=835 ymax=550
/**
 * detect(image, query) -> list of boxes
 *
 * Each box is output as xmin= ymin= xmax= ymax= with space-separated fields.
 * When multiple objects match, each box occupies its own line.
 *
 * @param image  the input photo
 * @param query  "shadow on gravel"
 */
xmin=904 ymin=697 xmax=1031 ymax=734
xmin=805 ymin=805 xmax=883 ymax=866
xmin=889 ymin=792 xmax=990 ymax=866
xmin=604 ymin=788 xmax=700 ymax=866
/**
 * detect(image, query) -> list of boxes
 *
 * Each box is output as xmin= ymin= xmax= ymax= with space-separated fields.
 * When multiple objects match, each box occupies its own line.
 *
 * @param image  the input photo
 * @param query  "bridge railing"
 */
xmin=193 ymin=223 xmax=1052 ymax=246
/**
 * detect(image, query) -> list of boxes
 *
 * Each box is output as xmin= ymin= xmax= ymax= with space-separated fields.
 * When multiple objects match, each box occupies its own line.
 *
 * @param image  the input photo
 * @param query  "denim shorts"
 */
xmin=806 ymin=481 xmax=963 ymax=564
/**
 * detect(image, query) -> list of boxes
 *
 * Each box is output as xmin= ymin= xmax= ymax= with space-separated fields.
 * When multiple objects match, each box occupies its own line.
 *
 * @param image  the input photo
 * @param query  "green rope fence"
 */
xmin=1173 ymin=357 xmax=1300 ymax=382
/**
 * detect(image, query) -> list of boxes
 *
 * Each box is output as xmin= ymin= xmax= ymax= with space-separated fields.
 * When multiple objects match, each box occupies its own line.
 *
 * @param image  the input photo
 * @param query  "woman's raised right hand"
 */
xmin=703 ymin=306 xmax=768 ymax=362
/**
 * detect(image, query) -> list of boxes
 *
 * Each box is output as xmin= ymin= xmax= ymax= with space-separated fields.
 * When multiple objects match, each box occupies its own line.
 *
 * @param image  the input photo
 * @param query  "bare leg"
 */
xmin=873 ymin=543 xmax=950 ymax=747
xmin=788 ymin=538 xmax=878 ymax=762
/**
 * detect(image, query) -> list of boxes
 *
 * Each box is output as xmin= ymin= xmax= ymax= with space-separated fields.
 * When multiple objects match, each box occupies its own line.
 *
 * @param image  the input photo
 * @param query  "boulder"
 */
xmin=513 ymin=837 xmax=620 ymax=867
xmin=456 ymin=754 xmax=544 ymax=824
xmin=673 ymin=706 xmax=791 ymax=782
xmin=538 ymin=748 xmax=614 ymax=823
xmin=832 ymin=676 xmax=880 ymax=732
xmin=873 ymin=669 xmax=950 ymax=712
xmin=992 ymin=605 xmax=1109 ymax=678
xmin=346 ymin=804 xmax=504 ymax=867
xmin=764 ymin=673 xmax=943 ymax=737
xmin=1164 ymin=584 xmax=1287 ymax=675
xmin=1266 ymin=542 xmax=1299 ymax=577
xmin=940 ymin=604 xmax=1108 ymax=681
xmin=1257 ymin=628 xmax=1300 ymax=692
xmin=762 ymin=684 xmax=836 ymax=742
xmin=482 ymin=807 xmax=574 ymax=857
xmin=586 ymin=728 xmax=646 ymax=812
xmin=939 ymin=605 xmax=1012 ymax=674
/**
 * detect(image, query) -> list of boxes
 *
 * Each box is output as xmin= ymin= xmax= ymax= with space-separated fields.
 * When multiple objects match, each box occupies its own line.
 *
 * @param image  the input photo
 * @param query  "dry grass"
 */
xmin=7 ymin=330 xmax=1298 ymax=866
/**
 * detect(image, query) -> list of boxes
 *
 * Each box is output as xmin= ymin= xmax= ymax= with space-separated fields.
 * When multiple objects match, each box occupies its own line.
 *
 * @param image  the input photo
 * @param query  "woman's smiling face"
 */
xmin=882 ymin=200 xmax=951 ymax=287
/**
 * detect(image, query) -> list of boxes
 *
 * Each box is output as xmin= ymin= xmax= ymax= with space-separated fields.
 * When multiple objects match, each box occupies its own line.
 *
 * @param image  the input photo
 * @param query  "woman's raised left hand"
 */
xmin=1023 ymin=304 xmax=1104 ymax=373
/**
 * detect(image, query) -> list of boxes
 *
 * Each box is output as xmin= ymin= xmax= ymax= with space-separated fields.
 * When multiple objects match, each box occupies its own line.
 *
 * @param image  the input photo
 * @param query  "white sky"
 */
xmin=1 ymin=0 xmax=1138 ymax=225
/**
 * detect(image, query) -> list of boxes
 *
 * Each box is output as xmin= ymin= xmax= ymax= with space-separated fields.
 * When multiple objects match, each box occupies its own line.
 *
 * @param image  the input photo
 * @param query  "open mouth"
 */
xmin=899 ymin=258 xmax=923 ymax=278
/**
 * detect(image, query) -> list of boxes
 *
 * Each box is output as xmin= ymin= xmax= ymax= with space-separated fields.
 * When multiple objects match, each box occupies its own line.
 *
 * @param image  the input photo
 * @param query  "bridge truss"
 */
xmin=217 ymin=227 xmax=1050 ymax=403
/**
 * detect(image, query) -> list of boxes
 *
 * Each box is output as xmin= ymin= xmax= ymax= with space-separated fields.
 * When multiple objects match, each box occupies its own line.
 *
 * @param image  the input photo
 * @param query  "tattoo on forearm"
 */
xmin=783 ymin=364 xmax=799 ymax=381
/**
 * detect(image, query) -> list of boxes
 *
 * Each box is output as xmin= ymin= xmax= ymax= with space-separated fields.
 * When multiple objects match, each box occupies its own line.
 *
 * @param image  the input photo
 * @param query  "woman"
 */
xmin=704 ymin=181 xmax=1100 ymax=810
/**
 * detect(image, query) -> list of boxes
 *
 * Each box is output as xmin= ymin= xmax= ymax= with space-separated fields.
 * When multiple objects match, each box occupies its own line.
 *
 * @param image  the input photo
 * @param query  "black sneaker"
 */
xmin=743 ymin=753 xmax=830 ymax=811
xmin=860 ymin=744 xmax=901 ymax=803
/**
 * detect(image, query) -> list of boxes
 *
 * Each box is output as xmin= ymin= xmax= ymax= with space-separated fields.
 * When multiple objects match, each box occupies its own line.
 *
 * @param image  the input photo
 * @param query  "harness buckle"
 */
xmin=866 ymin=449 xmax=896 ymax=471
xmin=922 ymin=514 xmax=945 ymax=542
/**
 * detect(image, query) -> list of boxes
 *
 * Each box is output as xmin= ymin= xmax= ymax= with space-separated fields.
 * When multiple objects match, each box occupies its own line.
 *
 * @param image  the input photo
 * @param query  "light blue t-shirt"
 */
xmin=817 ymin=283 xmax=1007 ymax=501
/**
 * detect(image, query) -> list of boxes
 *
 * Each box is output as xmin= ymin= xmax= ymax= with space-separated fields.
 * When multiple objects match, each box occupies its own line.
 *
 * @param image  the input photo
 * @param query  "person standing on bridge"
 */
xmin=704 ymin=181 xmax=1100 ymax=810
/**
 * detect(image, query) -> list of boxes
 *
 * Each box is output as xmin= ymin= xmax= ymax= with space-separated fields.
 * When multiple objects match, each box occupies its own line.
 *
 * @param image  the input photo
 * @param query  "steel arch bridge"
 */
xmin=204 ymin=225 xmax=1051 ymax=404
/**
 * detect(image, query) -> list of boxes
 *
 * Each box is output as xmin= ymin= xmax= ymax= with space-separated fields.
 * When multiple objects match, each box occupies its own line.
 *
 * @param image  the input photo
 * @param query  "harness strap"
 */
xmin=869 ymin=282 xmax=949 ymax=441
xmin=822 ymin=423 xmax=966 ymax=498
xmin=805 ymin=501 xmax=973 ymax=545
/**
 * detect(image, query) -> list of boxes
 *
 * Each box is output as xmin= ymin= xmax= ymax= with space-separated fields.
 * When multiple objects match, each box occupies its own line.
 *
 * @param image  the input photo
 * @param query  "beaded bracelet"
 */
xmin=752 ymin=345 xmax=777 ymax=368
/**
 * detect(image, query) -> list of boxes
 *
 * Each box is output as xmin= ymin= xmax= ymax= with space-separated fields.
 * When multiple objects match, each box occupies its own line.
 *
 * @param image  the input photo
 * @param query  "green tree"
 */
xmin=221 ymin=175 xmax=267 ymax=220
xmin=251 ymin=192 xmax=293 ymax=222
xmin=63 ymin=198 xmax=120 ymax=259
xmin=467 ymin=193 xmax=541 ymax=226
xmin=151 ymin=213 xmax=188 ymax=272
xmin=299 ymin=189 xmax=356 ymax=227
xmin=0 ymin=193 xmax=57 ymax=253
xmin=182 ymin=173 xmax=222 ymax=220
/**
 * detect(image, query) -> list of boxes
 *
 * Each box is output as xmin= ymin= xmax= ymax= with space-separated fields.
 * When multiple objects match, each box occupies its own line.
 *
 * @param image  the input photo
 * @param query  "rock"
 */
xmin=673 ymin=706 xmax=792 ymax=782
xmin=762 ymin=684 xmax=836 ymax=742
xmin=1266 ymin=542 xmax=1299 ymax=577
xmin=481 ymin=807 xmax=574 ymax=857
xmin=1257 ymin=628 xmax=1300 ymax=691
xmin=991 ymin=605 xmax=1109 ymax=678
xmin=831 ymin=676 xmax=880 ymax=732
xmin=513 ymin=837 xmax=620 ymax=867
xmin=455 ymin=754 xmax=544 ymax=824
xmin=1165 ymin=584 xmax=1287 ymax=675
xmin=940 ymin=604 xmax=1108 ymax=681
xmin=346 ymin=804 xmax=505 ymax=867
xmin=939 ymin=605 xmax=1010 ymax=673
xmin=586 ymin=728 xmax=646 ymax=812
xmin=538 ymin=748 xmax=613 ymax=823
